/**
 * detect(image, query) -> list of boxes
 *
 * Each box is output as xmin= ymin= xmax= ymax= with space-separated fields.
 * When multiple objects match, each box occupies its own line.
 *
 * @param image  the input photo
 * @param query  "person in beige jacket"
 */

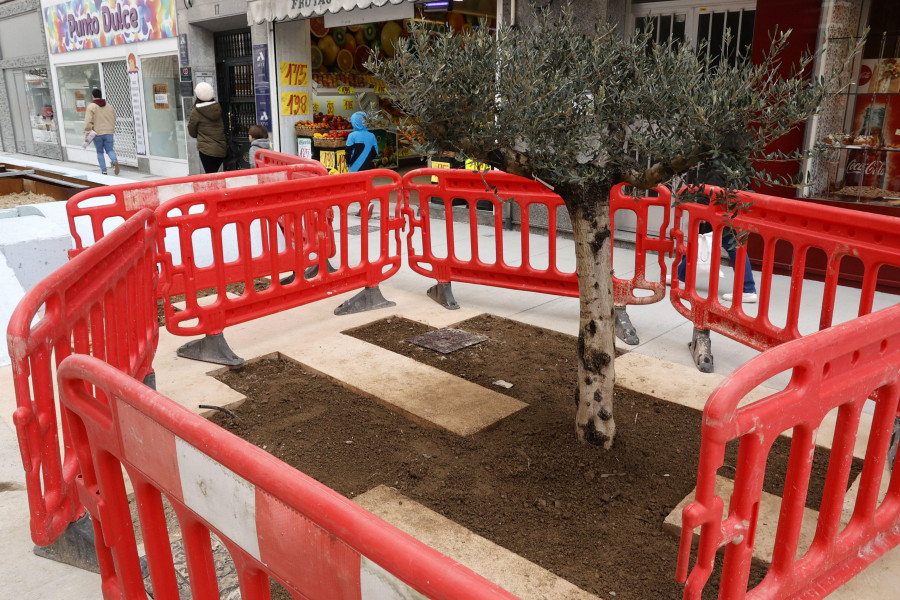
xmin=83 ymin=89 xmax=119 ymax=175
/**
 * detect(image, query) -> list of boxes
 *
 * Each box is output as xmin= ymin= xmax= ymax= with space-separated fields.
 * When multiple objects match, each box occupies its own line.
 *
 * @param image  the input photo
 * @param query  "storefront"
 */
xmin=0 ymin=2 xmax=62 ymax=160
xmin=807 ymin=0 xmax=899 ymax=210
xmin=41 ymin=0 xmax=188 ymax=176
xmin=248 ymin=0 xmax=496 ymax=172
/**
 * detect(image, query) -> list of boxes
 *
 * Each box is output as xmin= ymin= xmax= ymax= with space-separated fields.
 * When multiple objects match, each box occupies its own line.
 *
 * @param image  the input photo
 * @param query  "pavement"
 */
xmin=0 ymin=151 xmax=898 ymax=599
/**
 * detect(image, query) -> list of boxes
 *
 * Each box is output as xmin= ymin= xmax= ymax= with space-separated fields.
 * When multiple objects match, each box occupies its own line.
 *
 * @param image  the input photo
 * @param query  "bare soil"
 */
xmin=210 ymin=314 xmax=859 ymax=600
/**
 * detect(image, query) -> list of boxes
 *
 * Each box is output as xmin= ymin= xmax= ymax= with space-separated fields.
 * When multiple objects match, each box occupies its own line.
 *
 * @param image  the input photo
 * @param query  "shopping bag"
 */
xmin=81 ymin=130 xmax=97 ymax=150
xmin=695 ymin=231 xmax=725 ymax=288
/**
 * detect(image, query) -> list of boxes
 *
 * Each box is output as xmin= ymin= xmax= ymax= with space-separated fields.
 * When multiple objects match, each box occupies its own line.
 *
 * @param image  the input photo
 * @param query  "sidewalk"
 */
xmin=0 ymin=151 xmax=898 ymax=599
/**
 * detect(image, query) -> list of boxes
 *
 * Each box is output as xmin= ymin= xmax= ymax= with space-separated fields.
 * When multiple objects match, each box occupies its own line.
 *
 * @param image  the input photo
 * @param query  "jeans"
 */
xmin=93 ymin=134 xmax=117 ymax=173
xmin=678 ymin=227 xmax=756 ymax=293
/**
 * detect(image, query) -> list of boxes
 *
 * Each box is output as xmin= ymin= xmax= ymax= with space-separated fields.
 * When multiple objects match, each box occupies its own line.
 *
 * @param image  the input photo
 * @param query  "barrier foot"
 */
xmin=427 ymin=282 xmax=460 ymax=310
xmin=279 ymin=259 xmax=337 ymax=285
xmin=688 ymin=328 xmax=714 ymax=373
xmin=142 ymin=372 xmax=156 ymax=390
xmin=615 ymin=306 xmax=639 ymax=345
xmin=889 ymin=417 xmax=900 ymax=471
xmin=334 ymin=286 xmax=396 ymax=315
xmin=32 ymin=514 xmax=99 ymax=573
xmin=176 ymin=333 xmax=244 ymax=367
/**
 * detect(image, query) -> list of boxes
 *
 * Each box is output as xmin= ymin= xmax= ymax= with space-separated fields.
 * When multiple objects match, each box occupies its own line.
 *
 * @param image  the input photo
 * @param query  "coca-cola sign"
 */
xmin=846 ymin=156 xmax=886 ymax=177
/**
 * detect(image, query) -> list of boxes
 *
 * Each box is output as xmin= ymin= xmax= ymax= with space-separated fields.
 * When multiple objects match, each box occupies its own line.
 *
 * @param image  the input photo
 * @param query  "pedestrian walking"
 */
xmin=187 ymin=82 xmax=227 ymax=174
xmin=83 ymin=89 xmax=119 ymax=175
xmin=248 ymin=124 xmax=271 ymax=168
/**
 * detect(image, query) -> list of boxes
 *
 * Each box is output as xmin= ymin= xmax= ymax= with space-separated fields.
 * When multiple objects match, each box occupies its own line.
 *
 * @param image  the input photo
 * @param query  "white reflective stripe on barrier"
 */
xmin=176 ymin=437 xmax=261 ymax=561
xmin=361 ymin=557 xmax=429 ymax=600
xmin=226 ymin=175 xmax=263 ymax=188
xmin=157 ymin=182 xmax=198 ymax=204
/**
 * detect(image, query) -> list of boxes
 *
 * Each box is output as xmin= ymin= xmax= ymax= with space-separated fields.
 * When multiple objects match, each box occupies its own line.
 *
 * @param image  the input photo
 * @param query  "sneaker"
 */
xmin=112 ymin=161 xmax=120 ymax=175
xmin=101 ymin=171 xmax=107 ymax=175
xmin=722 ymin=292 xmax=758 ymax=303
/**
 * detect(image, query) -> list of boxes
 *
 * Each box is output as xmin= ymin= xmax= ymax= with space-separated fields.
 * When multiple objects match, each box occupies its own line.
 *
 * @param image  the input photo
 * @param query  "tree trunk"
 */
xmin=561 ymin=181 xmax=617 ymax=449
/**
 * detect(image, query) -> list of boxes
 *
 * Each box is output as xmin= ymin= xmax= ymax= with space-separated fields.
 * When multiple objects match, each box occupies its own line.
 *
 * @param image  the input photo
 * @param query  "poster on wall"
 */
xmin=153 ymin=83 xmax=169 ymax=109
xmin=74 ymin=90 xmax=86 ymax=112
xmin=128 ymin=53 xmax=147 ymax=156
xmin=43 ymin=0 xmax=177 ymax=54
xmin=841 ymin=93 xmax=900 ymax=194
xmin=253 ymin=44 xmax=272 ymax=133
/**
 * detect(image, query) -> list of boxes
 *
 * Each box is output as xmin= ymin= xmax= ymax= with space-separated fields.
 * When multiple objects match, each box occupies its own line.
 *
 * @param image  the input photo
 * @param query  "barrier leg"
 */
xmin=688 ymin=328 xmax=714 ymax=373
xmin=334 ymin=286 xmax=396 ymax=315
xmin=279 ymin=259 xmax=337 ymax=285
xmin=176 ymin=333 xmax=244 ymax=366
xmin=427 ymin=282 xmax=460 ymax=310
xmin=615 ymin=306 xmax=639 ymax=345
xmin=32 ymin=514 xmax=99 ymax=573
xmin=142 ymin=372 xmax=156 ymax=390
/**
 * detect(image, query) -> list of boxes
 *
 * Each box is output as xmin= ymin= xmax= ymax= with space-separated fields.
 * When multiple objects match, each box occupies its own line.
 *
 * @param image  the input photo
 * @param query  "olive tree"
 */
xmin=370 ymin=6 xmax=851 ymax=448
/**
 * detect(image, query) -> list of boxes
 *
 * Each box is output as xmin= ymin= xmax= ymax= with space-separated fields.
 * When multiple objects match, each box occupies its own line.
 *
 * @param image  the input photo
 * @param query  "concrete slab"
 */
xmin=354 ymin=485 xmax=600 ymax=600
xmin=663 ymin=475 xmax=821 ymax=564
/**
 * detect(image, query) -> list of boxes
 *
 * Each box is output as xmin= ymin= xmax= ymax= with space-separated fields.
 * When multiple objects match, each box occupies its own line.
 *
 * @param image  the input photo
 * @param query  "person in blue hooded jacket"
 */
xmin=345 ymin=111 xmax=378 ymax=172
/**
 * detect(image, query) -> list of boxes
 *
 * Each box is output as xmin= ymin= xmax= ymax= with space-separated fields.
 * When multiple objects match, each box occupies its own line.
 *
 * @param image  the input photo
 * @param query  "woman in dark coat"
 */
xmin=187 ymin=82 xmax=227 ymax=173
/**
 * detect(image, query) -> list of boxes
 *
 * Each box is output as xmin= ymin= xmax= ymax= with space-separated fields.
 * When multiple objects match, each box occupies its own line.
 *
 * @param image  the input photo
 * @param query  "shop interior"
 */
xmin=295 ymin=0 xmax=496 ymax=173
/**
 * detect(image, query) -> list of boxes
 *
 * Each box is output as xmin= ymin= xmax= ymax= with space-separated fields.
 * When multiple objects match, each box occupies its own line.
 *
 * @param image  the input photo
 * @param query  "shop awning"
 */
xmin=248 ymin=0 xmax=416 ymax=25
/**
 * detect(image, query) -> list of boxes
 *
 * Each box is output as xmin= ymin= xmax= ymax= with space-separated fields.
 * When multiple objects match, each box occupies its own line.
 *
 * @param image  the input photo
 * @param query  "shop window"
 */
xmin=816 ymin=0 xmax=900 ymax=205
xmin=141 ymin=55 xmax=186 ymax=160
xmin=56 ymin=63 xmax=100 ymax=147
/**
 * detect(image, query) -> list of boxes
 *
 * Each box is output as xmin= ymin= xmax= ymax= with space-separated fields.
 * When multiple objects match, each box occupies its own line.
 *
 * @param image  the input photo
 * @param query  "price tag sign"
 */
xmin=337 ymin=85 xmax=354 ymax=95
xmin=430 ymin=160 xmax=450 ymax=183
xmin=374 ymin=83 xmax=387 ymax=94
xmin=464 ymin=159 xmax=490 ymax=171
xmin=343 ymin=99 xmax=354 ymax=110
xmin=326 ymin=100 xmax=335 ymax=115
xmin=320 ymin=151 xmax=336 ymax=170
xmin=280 ymin=92 xmax=309 ymax=115
xmin=312 ymin=102 xmax=320 ymax=113
xmin=279 ymin=62 xmax=309 ymax=86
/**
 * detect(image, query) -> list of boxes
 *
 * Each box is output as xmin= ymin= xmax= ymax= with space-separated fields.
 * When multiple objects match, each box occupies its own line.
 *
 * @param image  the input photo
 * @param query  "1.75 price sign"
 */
xmin=279 ymin=62 xmax=309 ymax=86
xmin=280 ymin=92 xmax=309 ymax=115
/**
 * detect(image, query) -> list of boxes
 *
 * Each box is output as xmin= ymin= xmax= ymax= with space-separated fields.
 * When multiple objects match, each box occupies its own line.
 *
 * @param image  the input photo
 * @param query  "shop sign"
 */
xmin=43 ymin=0 xmax=178 ymax=54
xmin=178 ymin=33 xmax=189 ymax=66
xmin=253 ymin=44 xmax=272 ymax=130
xmin=281 ymin=92 xmax=309 ymax=115
xmin=127 ymin=52 xmax=148 ymax=156
xmin=337 ymin=85 xmax=354 ymax=95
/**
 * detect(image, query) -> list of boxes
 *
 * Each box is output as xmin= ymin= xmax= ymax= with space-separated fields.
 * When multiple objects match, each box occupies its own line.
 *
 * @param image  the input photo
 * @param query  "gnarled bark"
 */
xmin=560 ymin=182 xmax=617 ymax=449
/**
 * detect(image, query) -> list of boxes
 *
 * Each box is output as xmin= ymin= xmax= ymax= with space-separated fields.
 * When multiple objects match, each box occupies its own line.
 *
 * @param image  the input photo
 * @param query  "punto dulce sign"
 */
xmin=43 ymin=0 xmax=177 ymax=54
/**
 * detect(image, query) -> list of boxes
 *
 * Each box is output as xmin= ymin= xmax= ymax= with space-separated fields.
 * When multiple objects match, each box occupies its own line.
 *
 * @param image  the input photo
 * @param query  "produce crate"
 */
xmin=314 ymin=137 xmax=347 ymax=148
xmin=295 ymin=125 xmax=329 ymax=137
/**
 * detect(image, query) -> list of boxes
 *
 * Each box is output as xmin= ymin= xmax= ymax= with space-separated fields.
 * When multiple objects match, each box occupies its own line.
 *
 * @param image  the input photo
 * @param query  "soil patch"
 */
xmin=211 ymin=315 xmax=860 ymax=599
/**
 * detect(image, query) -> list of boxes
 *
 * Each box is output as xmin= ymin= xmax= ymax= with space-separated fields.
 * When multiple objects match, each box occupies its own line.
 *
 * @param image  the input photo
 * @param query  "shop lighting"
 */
xmin=423 ymin=1 xmax=450 ymax=11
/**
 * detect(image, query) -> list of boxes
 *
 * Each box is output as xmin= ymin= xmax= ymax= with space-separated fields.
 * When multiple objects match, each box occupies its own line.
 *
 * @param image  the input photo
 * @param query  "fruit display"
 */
xmin=313 ymin=113 xmax=351 ymax=130
xmin=312 ymin=72 xmax=369 ymax=89
xmin=313 ymin=130 xmax=350 ymax=139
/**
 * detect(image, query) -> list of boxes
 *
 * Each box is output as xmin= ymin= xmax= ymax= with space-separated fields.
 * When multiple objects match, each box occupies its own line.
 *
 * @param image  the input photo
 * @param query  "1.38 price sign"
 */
xmin=281 ymin=92 xmax=309 ymax=115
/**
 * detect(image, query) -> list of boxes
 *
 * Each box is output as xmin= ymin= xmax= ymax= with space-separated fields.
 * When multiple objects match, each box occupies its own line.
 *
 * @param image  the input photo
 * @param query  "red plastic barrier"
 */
xmin=156 ymin=170 xmax=403 ymax=336
xmin=670 ymin=188 xmax=900 ymax=352
xmin=677 ymin=303 xmax=900 ymax=599
xmin=58 ymin=354 xmax=522 ymax=600
xmin=66 ymin=163 xmax=327 ymax=259
xmin=401 ymin=169 xmax=672 ymax=306
xmin=7 ymin=209 xmax=158 ymax=546
xmin=254 ymin=148 xmax=326 ymax=170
